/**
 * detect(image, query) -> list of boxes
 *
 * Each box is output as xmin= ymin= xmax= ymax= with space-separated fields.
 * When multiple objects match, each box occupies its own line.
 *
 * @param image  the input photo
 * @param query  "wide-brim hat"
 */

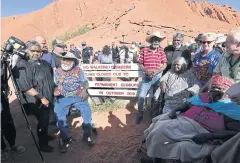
xmin=195 ymin=33 xmax=204 ymax=41
xmin=58 ymin=52 xmax=79 ymax=65
xmin=215 ymin=34 xmax=227 ymax=44
xmin=52 ymin=39 xmax=66 ymax=48
xmin=146 ymin=31 xmax=166 ymax=43
xmin=201 ymin=32 xmax=216 ymax=42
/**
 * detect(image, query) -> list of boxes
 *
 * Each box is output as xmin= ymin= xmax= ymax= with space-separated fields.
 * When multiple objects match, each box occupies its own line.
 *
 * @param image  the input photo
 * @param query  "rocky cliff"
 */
xmin=1 ymin=0 xmax=239 ymax=48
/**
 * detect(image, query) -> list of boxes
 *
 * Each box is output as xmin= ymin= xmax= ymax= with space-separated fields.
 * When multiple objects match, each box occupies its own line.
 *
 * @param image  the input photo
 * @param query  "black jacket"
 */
xmin=164 ymin=45 xmax=188 ymax=73
xmin=12 ymin=59 xmax=55 ymax=105
xmin=51 ymin=52 xmax=61 ymax=68
xmin=82 ymin=47 xmax=93 ymax=64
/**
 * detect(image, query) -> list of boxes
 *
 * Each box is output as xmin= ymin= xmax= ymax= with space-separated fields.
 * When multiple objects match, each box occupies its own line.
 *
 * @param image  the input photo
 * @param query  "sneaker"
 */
xmin=11 ymin=145 xmax=25 ymax=154
xmin=83 ymin=136 xmax=95 ymax=146
xmin=1 ymin=150 xmax=8 ymax=161
xmin=40 ymin=145 xmax=55 ymax=153
xmin=60 ymin=138 xmax=72 ymax=153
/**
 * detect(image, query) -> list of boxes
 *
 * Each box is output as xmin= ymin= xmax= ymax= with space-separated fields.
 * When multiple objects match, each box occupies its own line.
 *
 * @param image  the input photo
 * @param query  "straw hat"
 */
xmin=146 ymin=31 xmax=166 ymax=43
xmin=201 ymin=32 xmax=216 ymax=42
xmin=58 ymin=52 xmax=79 ymax=65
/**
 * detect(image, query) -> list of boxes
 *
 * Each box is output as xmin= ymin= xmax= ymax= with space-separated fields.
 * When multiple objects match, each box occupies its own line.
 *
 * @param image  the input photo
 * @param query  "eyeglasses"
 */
xmin=173 ymin=40 xmax=181 ymax=42
xmin=200 ymin=41 xmax=213 ymax=44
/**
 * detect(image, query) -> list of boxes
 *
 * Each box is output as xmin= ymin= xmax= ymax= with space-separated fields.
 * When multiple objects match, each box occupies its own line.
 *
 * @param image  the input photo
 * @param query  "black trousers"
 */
xmin=1 ymin=94 xmax=17 ymax=150
xmin=23 ymin=102 xmax=50 ymax=148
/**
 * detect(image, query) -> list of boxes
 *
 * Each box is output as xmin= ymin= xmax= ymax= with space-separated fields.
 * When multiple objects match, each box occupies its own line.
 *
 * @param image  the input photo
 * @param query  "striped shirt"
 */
xmin=138 ymin=47 xmax=167 ymax=71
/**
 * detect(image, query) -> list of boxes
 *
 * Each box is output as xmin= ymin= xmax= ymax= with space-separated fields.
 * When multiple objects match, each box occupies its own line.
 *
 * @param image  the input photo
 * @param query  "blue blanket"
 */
xmin=187 ymin=95 xmax=240 ymax=121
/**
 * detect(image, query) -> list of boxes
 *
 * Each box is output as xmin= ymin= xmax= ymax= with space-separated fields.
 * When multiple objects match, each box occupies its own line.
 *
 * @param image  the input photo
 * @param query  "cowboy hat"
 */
xmin=201 ymin=32 xmax=216 ymax=42
xmin=146 ymin=31 xmax=166 ymax=43
xmin=58 ymin=52 xmax=79 ymax=65
xmin=52 ymin=39 xmax=66 ymax=48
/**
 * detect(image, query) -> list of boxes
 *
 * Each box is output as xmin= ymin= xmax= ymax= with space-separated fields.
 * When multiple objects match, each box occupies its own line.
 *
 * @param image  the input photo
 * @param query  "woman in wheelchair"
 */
xmin=154 ymin=57 xmax=200 ymax=115
xmin=139 ymin=75 xmax=240 ymax=163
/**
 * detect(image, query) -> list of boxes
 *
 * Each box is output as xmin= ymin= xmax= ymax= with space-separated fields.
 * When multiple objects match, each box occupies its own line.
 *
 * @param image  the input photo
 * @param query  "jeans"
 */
xmin=54 ymin=96 xmax=92 ymax=140
xmin=137 ymin=73 xmax=162 ymax=114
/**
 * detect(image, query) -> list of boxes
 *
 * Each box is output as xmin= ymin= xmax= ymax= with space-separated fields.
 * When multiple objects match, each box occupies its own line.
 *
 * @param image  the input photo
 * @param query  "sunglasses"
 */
xmin=200 ymin=41 xmax=213 ymax=44
xmin=30 ymin=50 xmax=41 ymax=53
xmin=56 ymin=44 xmax=66 ymax=48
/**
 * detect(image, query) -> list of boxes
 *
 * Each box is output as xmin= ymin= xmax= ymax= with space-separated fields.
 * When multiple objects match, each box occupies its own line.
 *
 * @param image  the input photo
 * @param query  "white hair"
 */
xmin=25 ymin=40 xmax=41 ymax=50
xmin=171 ymin=57 xmax=188 ymax=71
xmin=228 ymin=27 xmax=240 ymax=43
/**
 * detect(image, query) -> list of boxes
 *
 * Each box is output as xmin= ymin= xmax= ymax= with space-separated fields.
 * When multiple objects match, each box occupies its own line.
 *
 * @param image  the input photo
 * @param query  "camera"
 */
xmin=1 ymin=36 xmax=27 ymax=58
xmin=1 ymin=36 xmax=26 ymax=93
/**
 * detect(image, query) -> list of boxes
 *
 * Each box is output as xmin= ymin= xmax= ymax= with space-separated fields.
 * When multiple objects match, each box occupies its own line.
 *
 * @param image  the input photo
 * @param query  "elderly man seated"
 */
xmin=154 ymin=57 xmax=200 ymax=115
xmin=142 ymin=75 xmax=240 ymax=163
xmin=54 ymin=52 xmax=95 ymax=153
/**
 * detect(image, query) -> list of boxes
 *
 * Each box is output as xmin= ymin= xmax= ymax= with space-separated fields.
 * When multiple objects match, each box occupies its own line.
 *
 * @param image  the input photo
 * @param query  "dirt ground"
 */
xmin=5 ymin=97 xmax=151 ymax=163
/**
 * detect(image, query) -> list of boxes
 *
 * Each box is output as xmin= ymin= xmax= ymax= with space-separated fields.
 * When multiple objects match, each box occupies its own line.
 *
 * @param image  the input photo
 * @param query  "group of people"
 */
xmin=1 ymin=26 xmax=240 ymax=163
xmin=136 ymin=28 xmax=240 ymax=163
xmin=1 ymin=37 xmax=97 ymax=161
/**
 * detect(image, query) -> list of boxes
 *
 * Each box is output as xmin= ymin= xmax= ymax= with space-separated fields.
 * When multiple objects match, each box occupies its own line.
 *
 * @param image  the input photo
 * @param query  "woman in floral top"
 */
xmin=193 ymin=33 xmax=222 ymax=86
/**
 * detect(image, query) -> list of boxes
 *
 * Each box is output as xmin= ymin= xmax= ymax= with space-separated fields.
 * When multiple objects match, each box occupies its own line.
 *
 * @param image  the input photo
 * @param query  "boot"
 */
xmin=82 ymin=123 xmax=95 ymax=146
xmin=40 ymin=145 xmax=55 ymax=153
xmin=38 ymin=128 xmax=55 ymax=153
xmin=60 ymin=137 xmax=72 ymax=153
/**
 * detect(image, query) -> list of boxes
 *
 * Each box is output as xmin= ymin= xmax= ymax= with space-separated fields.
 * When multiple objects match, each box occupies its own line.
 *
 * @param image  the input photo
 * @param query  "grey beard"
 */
xmin=173 ymin=44 xmax=182 ymax=49
xmin=61 ymin=64 xmax=74 ymax=71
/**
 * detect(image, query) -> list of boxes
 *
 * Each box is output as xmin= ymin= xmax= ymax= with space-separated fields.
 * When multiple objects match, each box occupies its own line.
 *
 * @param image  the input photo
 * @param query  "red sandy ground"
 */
xmin=6 ymin=83 xmax=150 ymax=163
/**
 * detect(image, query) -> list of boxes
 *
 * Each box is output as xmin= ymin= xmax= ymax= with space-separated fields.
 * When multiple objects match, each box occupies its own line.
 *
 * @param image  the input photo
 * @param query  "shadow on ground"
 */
xmin=5 ymin=97 xmax=151 ymax=163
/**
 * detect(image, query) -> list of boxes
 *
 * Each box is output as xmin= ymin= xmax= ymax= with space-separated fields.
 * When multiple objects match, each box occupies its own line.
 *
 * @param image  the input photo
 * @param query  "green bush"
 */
xmin=89 ymin=100 xmax=129 ymax=113
xmin=48 ymin=25 xmax=91 ymax=50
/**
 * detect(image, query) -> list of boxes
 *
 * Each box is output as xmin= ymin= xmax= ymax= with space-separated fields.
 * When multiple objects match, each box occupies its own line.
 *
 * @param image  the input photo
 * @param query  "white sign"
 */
xmin=87 ymin=89 xmax=138 ymax=97
xmin=88 ymin=81 xmax=139 ymax=88
xmin=85 ymin=71 xmax=140 ymax=77
xmin=81 ymin=64 xmax=139 ymax=70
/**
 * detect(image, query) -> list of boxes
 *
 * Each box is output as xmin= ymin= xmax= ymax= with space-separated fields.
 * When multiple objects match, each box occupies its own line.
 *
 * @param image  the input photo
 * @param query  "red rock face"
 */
xmin=1 ymin=0 xmax=240 ymax=48
xmin=186 ymin=1 xmax=240 ymax=26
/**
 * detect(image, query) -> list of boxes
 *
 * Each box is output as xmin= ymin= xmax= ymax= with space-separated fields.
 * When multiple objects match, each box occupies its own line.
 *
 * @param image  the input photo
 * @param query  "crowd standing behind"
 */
xmin=1 ymin=27 xmax=240 ymax=163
